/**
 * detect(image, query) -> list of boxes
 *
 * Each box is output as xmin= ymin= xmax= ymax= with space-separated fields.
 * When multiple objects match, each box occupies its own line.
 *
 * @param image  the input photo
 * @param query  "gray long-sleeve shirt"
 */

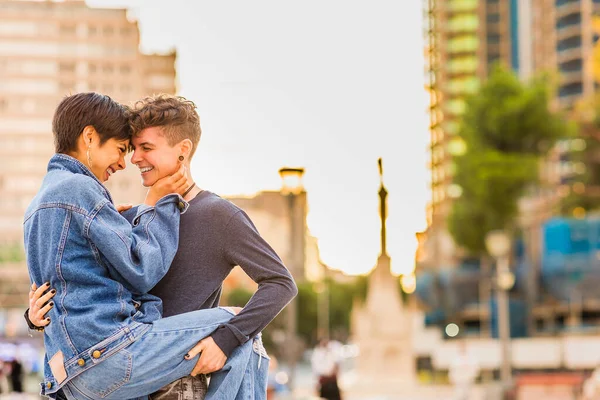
xmin=149 ymin=190 xmax=298 ymax=356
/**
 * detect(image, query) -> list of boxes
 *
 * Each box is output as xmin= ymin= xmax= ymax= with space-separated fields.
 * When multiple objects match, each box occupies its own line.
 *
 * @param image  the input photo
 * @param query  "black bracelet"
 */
xmin=24 ymin=308 xmax=45 ymax=332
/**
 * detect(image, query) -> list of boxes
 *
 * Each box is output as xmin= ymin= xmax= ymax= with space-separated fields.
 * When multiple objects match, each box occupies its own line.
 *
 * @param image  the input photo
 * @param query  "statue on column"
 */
xmin=349 ymin=159 xmax=415 ymax=394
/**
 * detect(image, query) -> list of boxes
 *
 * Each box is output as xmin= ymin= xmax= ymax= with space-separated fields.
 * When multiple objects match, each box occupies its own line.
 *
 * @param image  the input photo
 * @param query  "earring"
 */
xmin=178 ymin=155 xmax=184 ymax=162
xmin=86 ymin=144 xmax=93 ymax=168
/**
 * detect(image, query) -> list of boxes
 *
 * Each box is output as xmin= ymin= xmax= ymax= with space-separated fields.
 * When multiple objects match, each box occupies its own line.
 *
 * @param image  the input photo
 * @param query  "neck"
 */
xmin=67 ymin=151 xmax=85 ymax=165
xmin=183 ymin=179 xmax=202 ymax=201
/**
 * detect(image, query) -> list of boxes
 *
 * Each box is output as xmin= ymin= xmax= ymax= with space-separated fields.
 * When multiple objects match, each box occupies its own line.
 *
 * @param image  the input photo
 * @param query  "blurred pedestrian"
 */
xmin=311 ymin=339 xmax=342 ymax=400
xmin=449 ymin=342 xmax=479 ymax=400
xmin=583 ymin=364 xmax=600 ymax=400
xmin=0 ymin=359 xmax=5 ymax=394
xmin=9 ymin=358 xmax=23 ymax=393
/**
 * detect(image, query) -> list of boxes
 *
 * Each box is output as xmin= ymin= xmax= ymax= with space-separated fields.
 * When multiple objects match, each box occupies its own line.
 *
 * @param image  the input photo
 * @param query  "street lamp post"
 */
xmin=485 ymin=230 xmax=515 ymax=392
xmin=278 ymin=167 xmax=305 ymax=392
xmin=316 ymin=261 xmax=330 ymax=341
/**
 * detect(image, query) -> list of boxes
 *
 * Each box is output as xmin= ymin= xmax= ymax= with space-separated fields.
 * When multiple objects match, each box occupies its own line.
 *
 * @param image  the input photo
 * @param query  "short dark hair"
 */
xmin=52 ymin=92 xmax=131 ymax=154
xmin=129 ymin=94 xmax=201 ymax=159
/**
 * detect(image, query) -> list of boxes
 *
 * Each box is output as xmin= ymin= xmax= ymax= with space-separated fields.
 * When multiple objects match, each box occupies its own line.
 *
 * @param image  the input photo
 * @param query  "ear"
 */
xmin=178 ymin=139 xmax=193 ymax=159
xmin=81 ymin=125 xmax=97 ymax=145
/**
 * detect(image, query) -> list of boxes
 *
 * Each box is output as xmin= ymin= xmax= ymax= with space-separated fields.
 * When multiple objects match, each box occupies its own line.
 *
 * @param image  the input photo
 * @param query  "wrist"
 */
xmin=24 ymin=308 xmax=44 ymax=332
xmin=143 ymin=193 xmax=158 ymax=207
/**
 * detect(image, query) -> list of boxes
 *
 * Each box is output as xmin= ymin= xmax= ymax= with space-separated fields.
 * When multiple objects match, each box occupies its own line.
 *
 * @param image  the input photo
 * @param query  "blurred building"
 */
xmin=423 ymin=0 xmax=516 ymax=236
xmin=424 ymin=0 xmax=600 ymax=248
xmin=225 ymin=188 xmax=310 ymax=288
xmin=553 ymin=0 xmax=600 ymax=108
xmin=421 ymin=0 xmax=600 ymax=338
xmin=0 ymin=0 xmax=176 ymax=316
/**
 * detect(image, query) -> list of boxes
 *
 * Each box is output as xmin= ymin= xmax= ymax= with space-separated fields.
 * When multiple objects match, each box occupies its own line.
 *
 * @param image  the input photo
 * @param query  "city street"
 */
xmin=0 ymin=360 xmax=503 ymax=400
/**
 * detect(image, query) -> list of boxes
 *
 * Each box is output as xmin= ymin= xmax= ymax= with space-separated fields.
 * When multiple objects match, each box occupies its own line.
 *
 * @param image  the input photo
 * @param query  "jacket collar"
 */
xmin=48 ymin=153 xmax=114 ymax=203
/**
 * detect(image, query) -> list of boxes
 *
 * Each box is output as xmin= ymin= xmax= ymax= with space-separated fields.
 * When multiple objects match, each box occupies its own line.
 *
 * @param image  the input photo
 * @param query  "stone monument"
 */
xmin=350 ymin=158 xmax=415 ymax=393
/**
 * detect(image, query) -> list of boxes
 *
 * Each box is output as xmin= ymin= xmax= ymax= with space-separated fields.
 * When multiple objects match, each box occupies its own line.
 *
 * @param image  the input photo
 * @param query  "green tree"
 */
xmin=449 ymin=66 xmax=567 ymax=254
xmin=224 ymin=286 xmax=253 ymax=307
xmin=0 ymin=243 xmax=25 ymax=263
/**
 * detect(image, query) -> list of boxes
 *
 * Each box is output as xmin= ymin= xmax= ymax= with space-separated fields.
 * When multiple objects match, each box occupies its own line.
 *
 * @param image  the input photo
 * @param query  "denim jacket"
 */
xmin=23 ymin=154 xmax=188 ymax=397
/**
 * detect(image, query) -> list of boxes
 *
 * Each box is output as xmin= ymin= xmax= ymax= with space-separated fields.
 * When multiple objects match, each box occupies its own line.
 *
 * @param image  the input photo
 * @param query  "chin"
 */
xmin=141 ymin=178 xmax=156 ymax=187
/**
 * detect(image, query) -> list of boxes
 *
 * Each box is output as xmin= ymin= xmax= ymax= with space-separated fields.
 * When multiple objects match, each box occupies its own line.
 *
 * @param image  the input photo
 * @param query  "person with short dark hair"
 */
xmin=25 ymin=93 xmax=290 ymax=400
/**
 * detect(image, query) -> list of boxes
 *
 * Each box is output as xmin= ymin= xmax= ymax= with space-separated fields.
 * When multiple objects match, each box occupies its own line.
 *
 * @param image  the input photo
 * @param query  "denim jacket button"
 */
xmin=46 ymin=382 xmax=52 ymax=389
xmin=92 ymin=350 xmax=101 ymax=359
xmin=178 ymin=201 xmax=185 ymax=211
xmin=77 ymin=358 xmax=85 ymax=366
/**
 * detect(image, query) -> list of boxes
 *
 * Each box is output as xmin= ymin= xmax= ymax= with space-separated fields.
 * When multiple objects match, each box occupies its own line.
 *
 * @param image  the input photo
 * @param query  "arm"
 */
xmin=189 ymin=210 xmax=297 ymax=375
xmin=212 ymin=210 xmax=298 ymax=355
xmin=87 ymin=194 xmax=187 ymax=294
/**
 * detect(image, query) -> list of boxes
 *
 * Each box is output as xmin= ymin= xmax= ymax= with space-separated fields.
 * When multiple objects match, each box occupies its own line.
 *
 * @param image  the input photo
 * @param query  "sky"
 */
xmin=87 ymin=0 xmax=430 ymax=276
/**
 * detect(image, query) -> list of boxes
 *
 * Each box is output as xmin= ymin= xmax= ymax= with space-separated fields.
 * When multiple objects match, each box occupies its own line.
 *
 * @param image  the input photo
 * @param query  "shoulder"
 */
xmin=39 ymin=172 xmax=108 ymax=212
xmin=60 ymin=173 xmax=106 ymax=200
xmin=190 ymin=191 xmax=244 ymax=221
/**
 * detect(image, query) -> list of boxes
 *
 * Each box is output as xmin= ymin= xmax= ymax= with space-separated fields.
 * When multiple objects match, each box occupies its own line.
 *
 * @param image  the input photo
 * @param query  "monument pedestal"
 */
xmin=351 ymin=254 xmax=415 ymax=393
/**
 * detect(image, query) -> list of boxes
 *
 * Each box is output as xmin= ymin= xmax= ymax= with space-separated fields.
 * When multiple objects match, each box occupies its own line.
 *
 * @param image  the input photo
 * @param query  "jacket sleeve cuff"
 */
xmin=210 ymin=325 xmax=240 ymax=357
xmin=131 ymin=195 xmax=189 ymax=225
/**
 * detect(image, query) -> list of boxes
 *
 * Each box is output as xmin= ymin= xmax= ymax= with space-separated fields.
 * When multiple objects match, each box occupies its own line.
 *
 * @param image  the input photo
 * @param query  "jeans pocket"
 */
xmin=71 ymin=349 xmax=133 ymax=398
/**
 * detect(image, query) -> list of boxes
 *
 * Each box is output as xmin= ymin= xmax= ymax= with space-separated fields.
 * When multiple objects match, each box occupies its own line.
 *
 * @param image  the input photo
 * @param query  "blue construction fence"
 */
xmin=416 ymin=217 xmax=600 ymax=336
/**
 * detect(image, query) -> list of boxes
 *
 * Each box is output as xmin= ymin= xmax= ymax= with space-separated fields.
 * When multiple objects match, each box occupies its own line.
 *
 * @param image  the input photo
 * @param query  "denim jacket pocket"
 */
xmin=70 ymin=349 xmax=133 ymax=398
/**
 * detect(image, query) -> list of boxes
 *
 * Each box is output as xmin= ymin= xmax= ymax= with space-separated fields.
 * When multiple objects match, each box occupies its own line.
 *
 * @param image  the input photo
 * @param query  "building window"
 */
xmin=557 ymin=13 xmax=581 ymax=30
xmin=560 ymin=59 xmax=583 ymax=73
xmin=89 ymin=63 xmax=97 ymax=73
xmin=59 ymin=62 xmax=75 ymax=73
xmin=557 ymin=35 xmax=582 ymax=52
xmin=446 ymin=99 xmax=467 ymax=115
xmin=556 ymin=0 xmax=581 ymax=6
xmin=120 ymin=27 xmax=132 ymax=36
xmin=487 ymin=14 xmax=500 ymax=24
xmin=487 ymin=34 xmax=501 ymax=44
xmin=120 ymin=65 xmax=131 ymax=74
xmin=88 ymin=26 xmax=97 ymax=36
xmin=444 ymin=121 xmax=460 ymax=135
xmin=448 ymin=15 xmax=478 ymax=32
xmin=103 ymin=26 xmax=114 ymax=36
xmin=447 ymin=56 xmax=478 ymax=74
xmin=487 ymin=54 xmax=501 ymax=67
xmin=103 ymin=64 xmax=114 ymax=74
xmin=448 ymin=36 xmax=479 ymax=53
xmin=447 ymin=0 xmax=478 ymax=12
xmin=59 ymin=24 xmax=76 ymax=35
xmin=559 ymin=82 xmax=583 ymax=97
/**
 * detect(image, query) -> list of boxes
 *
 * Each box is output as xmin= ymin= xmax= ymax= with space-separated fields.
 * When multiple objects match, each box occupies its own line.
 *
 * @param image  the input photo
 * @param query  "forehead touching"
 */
xmin=131 ymin=126 xmax=169 ymax=147
xmin=104 ymin=137 xmax=130 ymax=147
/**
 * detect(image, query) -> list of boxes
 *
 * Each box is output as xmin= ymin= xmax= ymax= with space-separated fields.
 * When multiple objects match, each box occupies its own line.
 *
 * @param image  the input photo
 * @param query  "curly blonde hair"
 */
xmin=129 ymin=94 xmax=201 ymax=158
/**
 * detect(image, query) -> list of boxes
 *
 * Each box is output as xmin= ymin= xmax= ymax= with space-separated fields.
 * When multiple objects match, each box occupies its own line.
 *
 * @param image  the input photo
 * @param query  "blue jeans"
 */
xmin=60 ymin=308 xmax=269 ymax=400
